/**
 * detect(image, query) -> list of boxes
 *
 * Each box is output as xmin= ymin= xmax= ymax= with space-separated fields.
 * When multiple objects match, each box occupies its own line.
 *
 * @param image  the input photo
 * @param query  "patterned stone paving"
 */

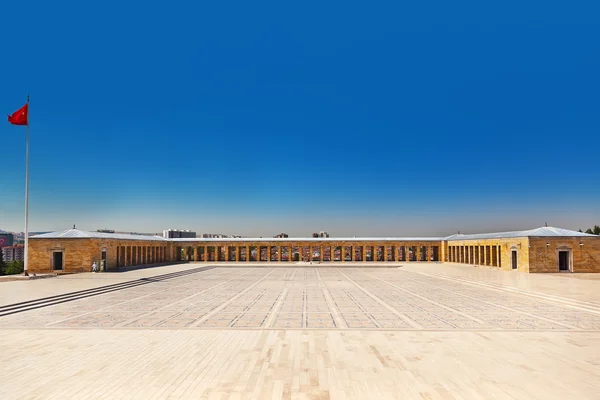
xmin=1 ymin=264 xmax=600 ymax=399
xmin=1 ymin=266 xmax=600 ymax=331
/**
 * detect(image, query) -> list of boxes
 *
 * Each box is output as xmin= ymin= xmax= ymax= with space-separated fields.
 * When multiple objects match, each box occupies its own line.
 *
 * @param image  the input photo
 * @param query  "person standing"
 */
xmin=92 ymin=262 xmax=97 ymax=273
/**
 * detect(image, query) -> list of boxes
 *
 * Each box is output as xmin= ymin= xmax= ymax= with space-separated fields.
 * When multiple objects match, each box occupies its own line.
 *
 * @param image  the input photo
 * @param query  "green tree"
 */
xmin=0 ymin=249 xmax=6 ymax=275
xmin=4 ymin=260 xmax=24 ymax=275
xmin=594 ymin=225 xmax=600 ymax=235
xmin=578 ymin=229 xmax=583 ymax=233
xmin=586 ymin=228 xmax=594 ymax=234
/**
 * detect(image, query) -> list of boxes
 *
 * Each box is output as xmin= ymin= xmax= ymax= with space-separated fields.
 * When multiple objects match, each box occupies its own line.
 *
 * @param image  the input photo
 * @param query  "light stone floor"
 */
xmin=1 ymin=263 xmax=599 ymax=399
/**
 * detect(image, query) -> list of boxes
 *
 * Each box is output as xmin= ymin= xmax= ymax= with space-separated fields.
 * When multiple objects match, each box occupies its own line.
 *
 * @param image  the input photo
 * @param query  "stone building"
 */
xmin=27 ymin=226 xmax=600 ymax=274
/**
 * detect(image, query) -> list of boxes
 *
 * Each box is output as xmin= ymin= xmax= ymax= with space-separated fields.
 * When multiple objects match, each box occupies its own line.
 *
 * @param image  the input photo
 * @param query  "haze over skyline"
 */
xmin=1 ymin=1 xmax=599 ymax=236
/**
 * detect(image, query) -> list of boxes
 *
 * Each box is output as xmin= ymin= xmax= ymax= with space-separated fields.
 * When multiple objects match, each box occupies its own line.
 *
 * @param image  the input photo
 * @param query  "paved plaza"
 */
xmin=1 ymin=263 xmax=599 ymax=399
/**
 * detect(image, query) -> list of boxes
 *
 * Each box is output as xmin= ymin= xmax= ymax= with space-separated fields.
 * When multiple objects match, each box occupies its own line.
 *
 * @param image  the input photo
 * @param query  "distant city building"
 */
xmin=200 ymin=233 xmax=228 ymax=238
xmin=275 ymin=233 xmax=289 ymax=238
xmin=163 ymin=229 xmax=196 ymax=239
xmin=2 ymin=245 xmax=24 ymax=262
xmin=0 ymin=232 xmax=14 ymax=247
xmin=97 ymin=229 xmax=116 ymax=234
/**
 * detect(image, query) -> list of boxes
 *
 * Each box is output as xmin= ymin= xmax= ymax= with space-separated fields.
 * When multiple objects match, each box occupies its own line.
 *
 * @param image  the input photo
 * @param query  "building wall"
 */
xmin=2 ymin=246 xmax=24 ymax=262
xmin=528 ymin=237 xmax=600 ymax=273
xmin=29 ymin=238 xmax=172 ymax=273
xmin=28 ymin=235 xmax=600 ymax=273
xmin=445 ymin=238 xmax=530 ymax=272
xmin=0 ymin=233 xmax=14 ymax=247
xmin=172 ymin=240 xmax=441 ymax=262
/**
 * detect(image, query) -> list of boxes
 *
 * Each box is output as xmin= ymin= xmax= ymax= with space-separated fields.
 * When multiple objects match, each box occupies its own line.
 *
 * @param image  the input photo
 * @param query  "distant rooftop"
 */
xmin=30 ymin=226 xmax=598 ymax=242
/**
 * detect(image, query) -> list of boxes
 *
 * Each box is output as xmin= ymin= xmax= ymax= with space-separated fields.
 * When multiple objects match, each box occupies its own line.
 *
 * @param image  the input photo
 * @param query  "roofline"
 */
xmin=29 ymin=226 xmax=599 ymax=242
xmin=169 ymin=237 xmax=445 ymax=242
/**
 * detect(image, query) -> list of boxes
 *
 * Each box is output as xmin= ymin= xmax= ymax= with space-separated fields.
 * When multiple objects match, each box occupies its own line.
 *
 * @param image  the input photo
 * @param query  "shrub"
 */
xmin=2 ymin=261 xmax=24 ymax=275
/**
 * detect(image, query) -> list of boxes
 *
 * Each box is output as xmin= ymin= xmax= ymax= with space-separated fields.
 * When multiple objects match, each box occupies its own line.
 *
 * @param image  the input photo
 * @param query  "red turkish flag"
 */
xmin=7 ymin=103 xmax=28 ymax=125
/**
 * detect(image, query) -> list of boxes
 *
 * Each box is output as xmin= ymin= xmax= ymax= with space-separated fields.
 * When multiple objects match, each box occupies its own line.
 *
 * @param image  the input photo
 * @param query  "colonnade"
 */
xmin=447 ymin=244 xmax=502 ymax=268
xmin=117 ymin=245 xmax=168 ymax=267
xmin=176 ymin=244 xmax=441 ymax=263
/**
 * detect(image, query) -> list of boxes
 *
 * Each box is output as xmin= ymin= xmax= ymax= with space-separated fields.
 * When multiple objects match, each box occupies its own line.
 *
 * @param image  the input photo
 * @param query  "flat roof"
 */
xmin=30 ymin=226 xmax=597 ymax=242
xmin=169 ymin=236 xmax=444 ymax=242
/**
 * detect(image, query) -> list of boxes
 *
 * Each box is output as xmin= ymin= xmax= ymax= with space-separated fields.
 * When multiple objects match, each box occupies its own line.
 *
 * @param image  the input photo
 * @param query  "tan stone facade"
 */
xmin=445 ymin=236 xmax=600 ymax=273
xmin=29 ymin=238 xmax=168 ymax=274
xmin=28 ymin=231 xmax=600 ymax=274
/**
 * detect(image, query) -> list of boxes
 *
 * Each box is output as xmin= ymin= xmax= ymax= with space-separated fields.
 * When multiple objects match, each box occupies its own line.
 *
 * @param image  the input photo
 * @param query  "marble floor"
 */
xmin=1 ymin=263 xmax=599 ymax=399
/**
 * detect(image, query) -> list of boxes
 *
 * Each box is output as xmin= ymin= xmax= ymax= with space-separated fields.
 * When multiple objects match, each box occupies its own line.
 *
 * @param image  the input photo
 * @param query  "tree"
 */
xmin=594 ymin=225 xmax=600 ymax=235
xmin=578 ymin=229 xmax=583 ymax=233
xmin=586 ymin=228 xmax=594 ymax=234
xmin=0 ymin=249 xmax=5 ymax=275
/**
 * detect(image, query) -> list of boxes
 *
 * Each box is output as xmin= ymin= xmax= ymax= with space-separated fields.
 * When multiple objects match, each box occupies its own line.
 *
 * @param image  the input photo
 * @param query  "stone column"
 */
xmin=497 ymin=245 xmax=501 ymax=267
xmin=246 ymin=246 xmax=250 ymax=262
xmin=192 ymin=246 xmax=197 ymax=262
xmin=483 ymin=246 xmax=487 ymax=266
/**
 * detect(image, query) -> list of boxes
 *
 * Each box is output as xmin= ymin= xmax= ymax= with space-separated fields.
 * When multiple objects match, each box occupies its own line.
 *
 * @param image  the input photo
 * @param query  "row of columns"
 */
xmin=117 ymin=245 xmax=167 ymax=267
xmin=448 ymin=244 xmax=501 ymax=268
xmin=181 ymin=245 xmax=440 ymax=262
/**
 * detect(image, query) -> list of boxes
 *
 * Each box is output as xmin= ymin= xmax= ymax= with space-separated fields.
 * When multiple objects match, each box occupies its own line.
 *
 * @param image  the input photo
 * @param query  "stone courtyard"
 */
xmin=0 ymin=263 xmax=599 ymax=399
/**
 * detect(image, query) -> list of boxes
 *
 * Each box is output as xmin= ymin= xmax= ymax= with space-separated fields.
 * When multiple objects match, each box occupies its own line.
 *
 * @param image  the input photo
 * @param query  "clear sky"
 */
xmin=1 ymin=1 xmax=599 ymax=237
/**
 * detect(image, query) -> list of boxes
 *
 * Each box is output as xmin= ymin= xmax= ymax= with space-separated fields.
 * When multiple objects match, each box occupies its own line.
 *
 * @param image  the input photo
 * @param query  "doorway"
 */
xmin=558 ymin=251 xmax=570 ymax=272
xmin=101 ymin=249 xmax=107 ymax=271
xmin=53 ymin=251 xmax=63 ymax=271
xmin=511 ymin=250 xmax=518 ymax=270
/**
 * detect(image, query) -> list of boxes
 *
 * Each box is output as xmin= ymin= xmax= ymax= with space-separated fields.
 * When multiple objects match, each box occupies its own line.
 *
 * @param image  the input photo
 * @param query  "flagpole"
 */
xmin=23 ymin=95 xmax=30 ymax=276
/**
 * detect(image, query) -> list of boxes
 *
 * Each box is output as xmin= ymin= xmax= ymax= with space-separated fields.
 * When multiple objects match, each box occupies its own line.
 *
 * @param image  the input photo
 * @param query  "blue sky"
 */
xmin=1 ymin=1 xmax=599 ymax=236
